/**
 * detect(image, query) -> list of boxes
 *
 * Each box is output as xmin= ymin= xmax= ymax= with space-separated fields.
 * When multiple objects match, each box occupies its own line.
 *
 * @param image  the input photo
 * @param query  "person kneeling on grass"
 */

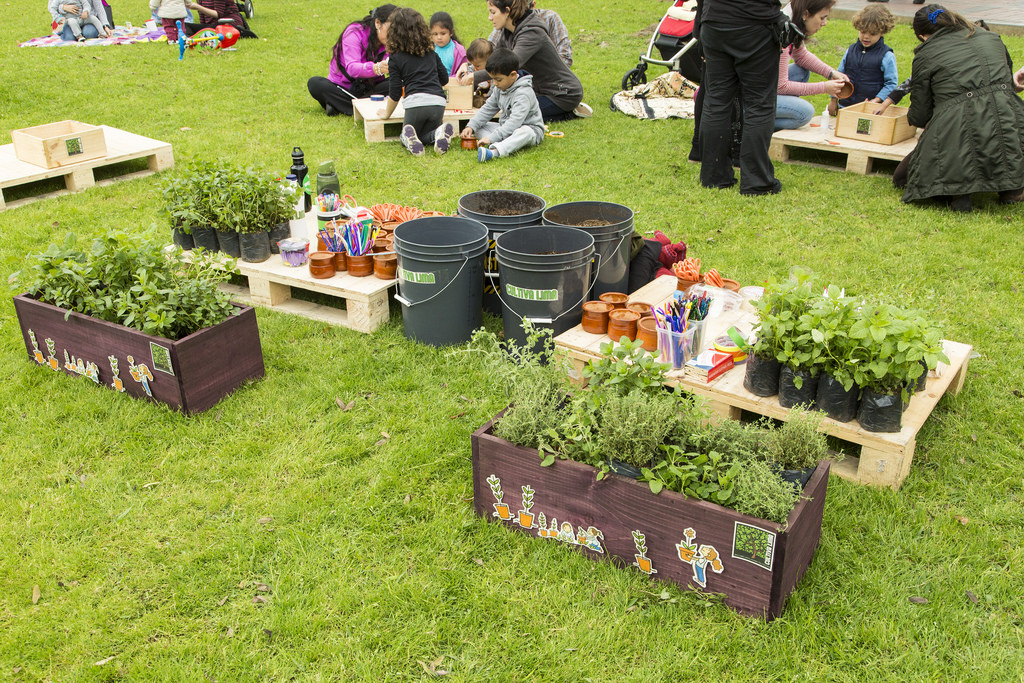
xmin=461 ymin=48 xmax=545 ymax=162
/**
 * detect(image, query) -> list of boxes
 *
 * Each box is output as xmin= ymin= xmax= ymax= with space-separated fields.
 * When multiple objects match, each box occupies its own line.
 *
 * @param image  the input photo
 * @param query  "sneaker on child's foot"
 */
xmin=434 ymin=123 xmax=455 ymax=154
xmin=478 ymin=147 xmax=496 ymax=163
xmin=400 ymin=125 xmax=425 ymax=156
xmin=573 ymin=102 xmax=593 ymax=118
xmin=76 ymin=34 xmax=86 ymax=42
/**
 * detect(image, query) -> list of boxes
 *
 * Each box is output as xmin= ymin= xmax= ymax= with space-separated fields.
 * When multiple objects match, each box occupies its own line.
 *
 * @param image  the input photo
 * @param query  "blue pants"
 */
xmin=61 ymin=22 xmax=99 ymax=40
xmin=775 ymin=63 xmax=816 ymax=130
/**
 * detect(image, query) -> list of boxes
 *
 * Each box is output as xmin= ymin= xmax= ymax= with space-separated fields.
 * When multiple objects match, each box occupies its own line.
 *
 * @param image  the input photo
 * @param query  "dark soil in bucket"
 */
xmin=462 ymin=191 xmax=544 ymax=216
xmin=574 ymin=219 xmax=614 ymax=227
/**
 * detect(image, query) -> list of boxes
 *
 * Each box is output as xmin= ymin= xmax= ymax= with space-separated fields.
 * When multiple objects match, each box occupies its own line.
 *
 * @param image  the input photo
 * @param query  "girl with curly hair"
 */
xmin=378 ymin=7 xmax=457 ymax=155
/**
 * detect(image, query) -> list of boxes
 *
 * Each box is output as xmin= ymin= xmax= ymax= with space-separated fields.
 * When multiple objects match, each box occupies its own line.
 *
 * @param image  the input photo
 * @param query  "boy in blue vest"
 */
xmin=833 ymin=4 xmax=897 ymax=111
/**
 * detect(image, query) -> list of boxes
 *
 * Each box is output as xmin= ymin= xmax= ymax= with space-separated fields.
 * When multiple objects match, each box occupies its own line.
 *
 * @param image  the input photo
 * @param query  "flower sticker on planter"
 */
xmin=632 ymin=530 xmax=657 ymax=575
xmin=108 ymin=356 xmax=126 ymax=392
xmin=675 ymin=528 xmax=723 ymax=588
xmin=28 ymin=330 xmax=45 ymax=365
xmin=487 ymin=474 xmax=511 ymax=520
xmin=732 ymin=522 xmax=776 ymax=571
xmin=516 ymin=485 xmax=537 ymax=529
xmin=45 ymin=338 xmax=59 ymax=371
xmin=64 ymin=350 xmax=99 ymax=384
xmin=127 ymin=355 xmax=154 ymax=397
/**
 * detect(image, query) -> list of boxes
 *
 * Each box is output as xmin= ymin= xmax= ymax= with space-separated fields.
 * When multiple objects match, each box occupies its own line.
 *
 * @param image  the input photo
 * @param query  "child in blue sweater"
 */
xmin=835 ymin=4 xmax=898 ymax=110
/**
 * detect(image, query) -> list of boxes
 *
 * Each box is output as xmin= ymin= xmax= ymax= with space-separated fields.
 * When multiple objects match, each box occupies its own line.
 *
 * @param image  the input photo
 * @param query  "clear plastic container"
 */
xmin=278 ymin=238 xmax=309 ymax=267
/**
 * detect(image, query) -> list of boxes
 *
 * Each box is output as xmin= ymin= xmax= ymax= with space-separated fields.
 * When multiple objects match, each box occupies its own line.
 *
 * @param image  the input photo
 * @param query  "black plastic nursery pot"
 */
xmin=216 ymin=229 xmax=241 ymax=258
xmin=743 ymin=353 xmax=781 ymax=397
xmin=778 ymin=367 xmax=816 ymax=409
xmin=816 ymin=373 xmax=859 ymax=423
xmin=269 ymin=221 xmax=291 ymax=254
xmin=858 ymin=387 xmax=903 ymax=432
xmin=191 ymin=226 xmax=219 ymax=252
xmin=239 ymin=231 xmax=271 ymax=263
xmin=172 ymin=226 xmax=194 ymax=251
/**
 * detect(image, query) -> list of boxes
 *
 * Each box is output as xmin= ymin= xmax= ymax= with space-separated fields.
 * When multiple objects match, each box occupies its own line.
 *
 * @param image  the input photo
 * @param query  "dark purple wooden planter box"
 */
xmin=471 ymin=412 xmax=830 ymax=620
xmin=13 ymin=294 xmax=265 ymax=415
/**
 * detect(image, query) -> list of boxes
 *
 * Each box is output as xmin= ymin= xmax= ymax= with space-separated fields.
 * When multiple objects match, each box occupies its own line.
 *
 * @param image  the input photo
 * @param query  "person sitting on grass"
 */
xmin=457 ymin=38 xmax=494 ymax=107
xmin=378 ymin=7 xmax=457 ymax=156
xmin=49 ymin=0 xmax=112 ymax=40
xmin=182 ymin=0 xmax=258 ymax=39
xmin=461 ymin=48 xmax=545 ymax=162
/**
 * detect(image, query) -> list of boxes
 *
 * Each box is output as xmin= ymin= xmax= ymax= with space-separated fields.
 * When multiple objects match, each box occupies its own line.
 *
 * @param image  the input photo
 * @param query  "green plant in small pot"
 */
xmin=746 ymin=268 xmax=819 ymax=404
xmin=263 ymin=174 xmax=298 ymax=254
xmin=763 ymin=407 xmax=831 ymax=489
xmin=811 ymin=286 xmax=861 ymax=422
xmin=848 ymin=304 xmax=947 ymax=432
xmin=160 ymin=163 xmax=220 ymax=252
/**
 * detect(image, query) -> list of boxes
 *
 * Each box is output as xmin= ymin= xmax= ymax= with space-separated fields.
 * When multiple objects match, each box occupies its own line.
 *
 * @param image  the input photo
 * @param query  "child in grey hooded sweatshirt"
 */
xmin=462 ymin=49 xmax=545 ymax=162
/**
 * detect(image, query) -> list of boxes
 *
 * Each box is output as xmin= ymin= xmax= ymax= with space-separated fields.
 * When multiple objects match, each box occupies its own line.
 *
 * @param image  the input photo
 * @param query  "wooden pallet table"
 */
xmin=553 ymin=275 xmax=972 ymax=490
xmin=769 ymin=125 xmax=919 ymax=175
xmin=0 ymin=126 xmax=173 ymax=210
xmin=351 ymin=98 xmax=480 ymax=143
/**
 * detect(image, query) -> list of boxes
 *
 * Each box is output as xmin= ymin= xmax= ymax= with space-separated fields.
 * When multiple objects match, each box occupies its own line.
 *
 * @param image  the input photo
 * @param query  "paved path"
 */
xmin=832 ymin=0 xmax=1024 ymax=35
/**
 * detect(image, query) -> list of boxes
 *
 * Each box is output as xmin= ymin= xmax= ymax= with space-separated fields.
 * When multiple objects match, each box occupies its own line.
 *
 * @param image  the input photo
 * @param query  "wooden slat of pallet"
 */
xmin=0 ymin=126 xmax=173 ymax=210
xmin=554 ymin=275 xmax=973 ymax=489
xmin=769 ymin=125 xmax=919 ymax=174
xmin=225 ymin=251 xmax=396 ymax=333
xmin=351 ymin=98 xmax=481 ymax=143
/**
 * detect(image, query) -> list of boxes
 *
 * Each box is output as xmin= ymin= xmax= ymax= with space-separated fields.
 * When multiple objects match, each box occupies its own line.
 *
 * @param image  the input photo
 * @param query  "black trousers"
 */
xmin=699 ymin=23 xmax=779 ymax=194
xmin=404 ymin=105 xmax=445 ymax=144
xmin=306 ymin=77 xmax=389 ymax=116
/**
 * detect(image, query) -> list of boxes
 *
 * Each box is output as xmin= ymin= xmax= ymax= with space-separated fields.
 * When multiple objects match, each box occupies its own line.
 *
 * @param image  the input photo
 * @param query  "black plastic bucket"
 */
xmin=239 ymin=232 xmax=271 ymax=263
xmin=542 ymin=201 xmax=633 ymax=298
xmin=494 ymin=226 xmax=595 ymax=348
xmin=457 ymin=190 xmax=546 ymax=314
xmin=216 ymin=229 xmax=241 ymax=258
xmin=393 ymin=217 xmax=490 ymax=347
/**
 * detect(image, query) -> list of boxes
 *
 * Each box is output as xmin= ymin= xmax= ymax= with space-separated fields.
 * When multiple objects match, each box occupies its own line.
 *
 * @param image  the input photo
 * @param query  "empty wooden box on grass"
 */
xmin=12 ymin=120 xmax=107 ymax=168
xmin=0 ymin=125 xmax=173 ymax=211
xmin=553 ymin=275 xmax=973 ymax=490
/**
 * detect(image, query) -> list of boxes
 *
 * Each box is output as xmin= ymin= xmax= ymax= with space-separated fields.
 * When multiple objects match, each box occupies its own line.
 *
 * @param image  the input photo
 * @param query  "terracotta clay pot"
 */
xmin=461 ymin=136 xmax=478 ymax=150
xmin=347 ymin=254 xmax=374 ymax=277
xmin=636 ymin=317 xmax=659 ymax=352
xmin=677 ymin=277 xmax=700 ymax=293
xmin=626 ymin=301 xmax=653 ymax=318
xmin=372 ymin=237 xmax=389 ymax=254
xmin=308 ymin=251 xmax=336 ymax=279
xmin=333 ymin=251 xmax=347 ymax=272
xmin=581 ymin=301 xmax=613 ymax=335
xmin=721 ymin=278 xmax=741 ymax=292
xmin=599 ymin=292 xmax=628 ymax=309
xmin=607 ymin=309 xmax=641 ymax=342
xmin=373 ymin=253 xmax=398 ymax=279
xmin=838 ymin=81 xmax=854 ymax=100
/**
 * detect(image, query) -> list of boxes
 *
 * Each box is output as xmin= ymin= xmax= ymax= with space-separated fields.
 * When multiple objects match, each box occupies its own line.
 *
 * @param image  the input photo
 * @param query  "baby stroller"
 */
xmin=236 ymin=0 xmax=254 ymax=19
xmin=622 ymin=0 xmax=702 ymax=91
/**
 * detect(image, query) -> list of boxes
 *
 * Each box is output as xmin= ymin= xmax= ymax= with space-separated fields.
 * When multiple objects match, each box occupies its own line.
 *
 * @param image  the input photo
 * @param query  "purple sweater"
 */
xmin=328 ymin=22 xmax=388 ymax=89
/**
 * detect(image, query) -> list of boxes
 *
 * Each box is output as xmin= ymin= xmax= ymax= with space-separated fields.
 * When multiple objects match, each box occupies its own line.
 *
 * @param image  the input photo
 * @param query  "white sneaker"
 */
xmin=574 ymin=102 xmax=593 ymax=118
xmin=400 ymin=124 xmax=424 ymax=156
xmin=433 ymin=122 xmax=455 ymax=154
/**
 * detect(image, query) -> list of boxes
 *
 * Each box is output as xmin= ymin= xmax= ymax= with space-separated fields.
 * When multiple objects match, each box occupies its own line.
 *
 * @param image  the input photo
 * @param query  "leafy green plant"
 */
xmin=582 ymin=337 xmax=672 ymax=396
xmin=11 ymin=233 xmax=238 ymax=340
xmin=763 ymin=407 xmax=831 ymax=470
xmin=592 ymin=390 xmax=679 ymax=468
xmin=749 ymin=267 xmax=819 ymax=380
xmin=731 ymin=457 xmax=802 ymax=525
xmin=848 ymin=304 xmax=950 ymax=398
xmin=642 ymin=446 xmax=740 ymax=506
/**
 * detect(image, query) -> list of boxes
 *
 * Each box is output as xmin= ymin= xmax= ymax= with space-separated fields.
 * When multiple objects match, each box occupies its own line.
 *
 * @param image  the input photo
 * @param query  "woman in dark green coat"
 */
xmin=893 ymin=4 xmax=1024 ymax=212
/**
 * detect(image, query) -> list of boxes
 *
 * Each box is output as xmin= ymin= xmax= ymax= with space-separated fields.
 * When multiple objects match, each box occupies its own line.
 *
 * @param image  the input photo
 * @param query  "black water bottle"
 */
xmin=290 ymin=147 xmax=312 ymax=213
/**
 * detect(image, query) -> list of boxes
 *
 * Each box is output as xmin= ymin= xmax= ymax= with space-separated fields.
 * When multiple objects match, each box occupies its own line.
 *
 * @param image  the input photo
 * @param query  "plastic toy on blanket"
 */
xmin=175 ymin=20 xmax=240 ymax=60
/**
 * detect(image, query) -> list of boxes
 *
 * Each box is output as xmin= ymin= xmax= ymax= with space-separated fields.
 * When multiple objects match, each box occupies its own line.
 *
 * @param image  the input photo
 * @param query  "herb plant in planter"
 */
xmin=11 ymin=233 xmax=264 ymax=414
xmin=159 ymin=163 xmax=220 ymax=252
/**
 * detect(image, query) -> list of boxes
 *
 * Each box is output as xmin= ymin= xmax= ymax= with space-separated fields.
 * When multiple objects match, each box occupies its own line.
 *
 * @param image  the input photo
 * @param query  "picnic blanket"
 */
xmin=19 ymin=25 xmax=168 ymax=48
xmin=610 ymin=71 xmax=699 ymax=120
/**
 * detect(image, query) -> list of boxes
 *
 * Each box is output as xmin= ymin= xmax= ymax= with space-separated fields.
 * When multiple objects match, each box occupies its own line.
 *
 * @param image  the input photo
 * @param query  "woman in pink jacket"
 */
xmin=307 ymin=4 xmax=397 ymax=117
xmin=775 ymin=0 xmax=850 ymax=130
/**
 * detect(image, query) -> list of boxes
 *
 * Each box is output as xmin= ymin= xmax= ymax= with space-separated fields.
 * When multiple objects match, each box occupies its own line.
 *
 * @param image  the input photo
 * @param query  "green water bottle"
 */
xmin=316 ymin=161 xmax=341 ymax=199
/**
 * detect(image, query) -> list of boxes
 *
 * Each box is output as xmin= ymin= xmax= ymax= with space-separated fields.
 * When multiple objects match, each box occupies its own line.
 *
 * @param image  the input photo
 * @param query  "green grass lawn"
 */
xmin=2 ymin=1 xmax=1023 ymax=680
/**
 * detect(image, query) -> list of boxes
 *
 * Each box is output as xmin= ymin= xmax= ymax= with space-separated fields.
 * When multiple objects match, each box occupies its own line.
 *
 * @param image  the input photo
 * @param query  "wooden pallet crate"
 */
xmin=217 ymin=247 xmax=396 ymax=334
xmin=351 ymin=97 xmax=480 ymax=143
xmin=0 ymin=126 xmax=173 ymax=210
xmin=553 ymin=276 xmax=972 ymax=490
xmin=769 ymin=124 xmax=919 ymax=175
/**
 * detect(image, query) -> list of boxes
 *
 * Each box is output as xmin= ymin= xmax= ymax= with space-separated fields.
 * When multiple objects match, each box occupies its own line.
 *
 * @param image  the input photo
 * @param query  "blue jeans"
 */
xmin=61 ymin=22 xmax=99 ymax=40
xmin=775 ymin=63 xmax=815 ymax=130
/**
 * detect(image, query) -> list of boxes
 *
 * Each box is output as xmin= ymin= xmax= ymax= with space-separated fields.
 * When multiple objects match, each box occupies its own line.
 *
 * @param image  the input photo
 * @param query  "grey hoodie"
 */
xmin=467 ymin=72 xmax=545 ymax=145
